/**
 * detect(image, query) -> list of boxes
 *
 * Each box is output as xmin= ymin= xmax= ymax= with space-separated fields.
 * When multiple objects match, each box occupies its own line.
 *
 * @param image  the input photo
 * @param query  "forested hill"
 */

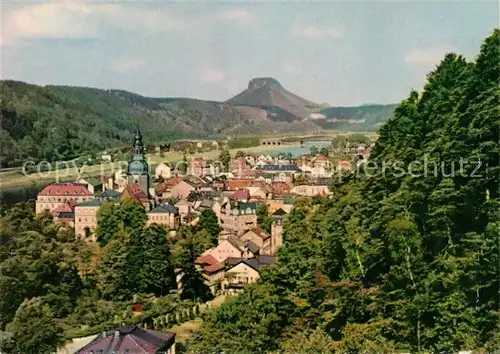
xmin=0 ymin=79 xmax=395 ymax=168
xmin=189 ymin=30 xmax=500 ymax=353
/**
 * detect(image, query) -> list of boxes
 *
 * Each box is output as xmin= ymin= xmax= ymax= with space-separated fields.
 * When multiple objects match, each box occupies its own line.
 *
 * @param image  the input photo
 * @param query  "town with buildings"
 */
xmin=35 ymin=127 xmax=372 ymax=300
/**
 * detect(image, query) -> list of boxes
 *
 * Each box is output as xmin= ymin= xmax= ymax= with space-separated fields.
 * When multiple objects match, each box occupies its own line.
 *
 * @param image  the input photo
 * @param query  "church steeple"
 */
xmin=127 ymin=124 xmax=150 ymax=198
xmin=132 ymin=125 xmax=145 ymax=159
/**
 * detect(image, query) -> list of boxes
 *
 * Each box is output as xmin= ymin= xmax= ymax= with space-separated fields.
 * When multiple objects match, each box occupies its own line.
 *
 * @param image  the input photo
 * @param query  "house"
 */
xmin=188 ymin=157 xmax=208 ymax=177
xmin=229 ymin=189 xmax=251 ymax=202
xmin=219 ymin=200 xmax=258 ymax=235
xmin=240 ymin=227 xmax=271 ymax=255
xmin=226 ymin=179 xmax=259 ymax=191
xmin=230 ymin=158 xmax=251 ymax=177
xmin=175 ymin=199 xmax=192 ymax=224
xmin=52 ymin=202 xmax=76 ymax=225
xmin=336 ymin=160 xmax=352 ymax=171
xmin=75 ymin=326 xmax=175 ymax=354
xmin=257 ymin=164 xmax=302 ymax=174
xmin=290 ymin=184 xmax=330 ymax=197
xmin=74 ymin=199 xmax=103 ymax=240
xmin=223 ymin=258 xmax=260 ymax=291
xmin=244 ymin=154 xmax=257 ymax=165
xmin=170 ymin=180 xmax=196 ymax=199
xmin=256 ymin=164 xmax=301 ymax=182
xmin=155 ymin=162 xmax=172 ymax=180
xmin=96 ymin=189 xmax=121 ymax=202
xmin=147 ymin=204 xmax=180 ymax=229
xmin=195 ymin=254 xmax=225 ymax=293
xmin=222 ymin=256 xmax=275 ymax=294
xmin=310 ymin=166 xmax=332 ymax=178
xmin=313 ymin=154 xmax=332 ymax=169
xmin=36 ymin=183 xmax=94 ymax=214
xmin=120 ymin=184 xmax=151 ymax=211
xmin=270 ymin=181 xmax=293 ymax=198
xmin=78 ymin=177 xmax=103 ymax=194
xmin=203 ymin=237 xmax=246 ymax=263
xmin=254 ymin=160 xmax=268 ymax=168
xmin=246 ymin=186 xmax=270 ymax=200
xmin=112 ymin=168 xmax=128 ymax=190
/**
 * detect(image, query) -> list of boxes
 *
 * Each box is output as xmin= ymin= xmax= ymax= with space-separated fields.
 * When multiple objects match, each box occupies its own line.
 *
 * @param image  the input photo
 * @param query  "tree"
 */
xmin=195 ymin=210 xmax=220 ymax=243
xmin=96 ymin=199 xmax=147 ymax=246
xmin=2 ymin=297 xmax=64 ymax=354
xmin=94 ymin=237 xmax=131 ymax=300
xmin=178 ymin=155 xmax=188 ymax=174
xmin=256 ymin=203 xmax=272 ymax=233
xmin=219 ymin=149 xmax=231 ymax=171
xmin=95 ymin=202 xmax=120 ymax=245
xmin=235 ymin=150 xmax=245 ymax=158
xmin=309 ymin=145 xmax=318 ymax=155
xmin=319 ymin=147 xmax=329 ymax=156
xmin=173 ymin=228 xmax=213 ymax=302
xmin=128 ymin=225 xmax=176 ymax=296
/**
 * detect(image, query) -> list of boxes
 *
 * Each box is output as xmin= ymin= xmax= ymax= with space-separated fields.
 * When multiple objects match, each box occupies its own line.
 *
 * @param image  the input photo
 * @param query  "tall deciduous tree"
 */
xmin=2 ymin=297 xmax=64 ymax=354
xmin=128 ymin=225 xmax=176 ymax=296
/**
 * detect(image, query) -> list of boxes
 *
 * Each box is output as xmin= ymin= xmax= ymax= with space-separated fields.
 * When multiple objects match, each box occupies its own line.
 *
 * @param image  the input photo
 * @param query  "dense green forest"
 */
xmin=0 ymin=199 xmax=221 ymax=354
xmin=0 ymin=82 xmax=200 ymax=167
xmin=188 ymin=30 xmax=500 ymax=353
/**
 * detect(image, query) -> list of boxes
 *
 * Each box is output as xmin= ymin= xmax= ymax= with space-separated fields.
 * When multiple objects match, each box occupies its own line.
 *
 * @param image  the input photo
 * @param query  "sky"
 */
xmin=1 ymin=0 xmax=498 ymax=106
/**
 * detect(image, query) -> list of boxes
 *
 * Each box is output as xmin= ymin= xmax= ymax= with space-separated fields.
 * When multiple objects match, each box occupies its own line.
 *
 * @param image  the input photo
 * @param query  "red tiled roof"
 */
xmin=39 ymin=183 xmax=93 ymax=196
xmin=271 ymin=181 xmax=293 ymax=196
xmin=165 ymin=176 xmax=183 ymax=188
xmin=154 ymin=182 xmax=167 ymax=196
xmin=227 ymin=179 xmax=265 ymax=190
xmin=121 ymin=184 xmax=149 ymax=204
xmin=248 ymin=226 xmax=270 ymax=239
xmin=196 ymin=254 xmax=224 ymax=274
xmin=315 ymin=154 xmax=329 ymax=161
xmin=52 ymin=202 xmax=74 ymax=213
xmin=230 ymin=189 xmax=251 ymax=201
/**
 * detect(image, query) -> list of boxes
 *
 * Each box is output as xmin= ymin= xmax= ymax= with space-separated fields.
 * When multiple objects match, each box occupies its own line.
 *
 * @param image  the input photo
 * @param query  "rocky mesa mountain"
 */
xmin=227 ymin=77 xmax=321 ymax=119
xmin=0 ymin=78 xmax=396 ymax=167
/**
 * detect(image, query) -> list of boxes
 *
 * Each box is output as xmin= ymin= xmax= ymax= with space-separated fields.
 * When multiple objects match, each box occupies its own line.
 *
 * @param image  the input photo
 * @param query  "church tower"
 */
xmin=127 ymin=126 xmax=150 ymax=196
xmin=270 ymin=208 xmax=286 ymax=255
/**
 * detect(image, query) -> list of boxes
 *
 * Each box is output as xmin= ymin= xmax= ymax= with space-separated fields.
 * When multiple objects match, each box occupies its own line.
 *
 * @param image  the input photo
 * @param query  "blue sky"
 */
xmin=1 ymin=1 xmax=498 ymax=106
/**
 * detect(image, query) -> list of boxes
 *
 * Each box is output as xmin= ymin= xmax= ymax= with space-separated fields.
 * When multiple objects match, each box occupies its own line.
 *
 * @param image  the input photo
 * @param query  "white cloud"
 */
xmin=294 ymin=26 xmax=345 ymax=40
xmin=218 ymin=9 xmax=253 ymax=21
xmin=405 ymin=46 xmax=454 ymax=65
xmin=199 ymin=69 xmax=225 ymax=83
xmin=3 ymin=3 xmax=186 ymax=44
xmin=110 ymin=58 xmax=146 ymax=74
xmin=5 ymin=3 xmax=96 ymax=40
xmin=283 ymin=63 xmax=302 ymax=74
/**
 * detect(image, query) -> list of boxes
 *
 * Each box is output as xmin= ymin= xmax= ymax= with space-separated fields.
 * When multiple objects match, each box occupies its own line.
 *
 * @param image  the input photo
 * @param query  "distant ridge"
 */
xmin=0 ymin=79 xmax=395 ymax=167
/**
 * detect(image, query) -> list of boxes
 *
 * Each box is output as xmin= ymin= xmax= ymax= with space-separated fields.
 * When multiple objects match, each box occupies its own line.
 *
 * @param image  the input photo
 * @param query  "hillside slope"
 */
xmin=0 ymin=79 xmax=395 ymax=167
